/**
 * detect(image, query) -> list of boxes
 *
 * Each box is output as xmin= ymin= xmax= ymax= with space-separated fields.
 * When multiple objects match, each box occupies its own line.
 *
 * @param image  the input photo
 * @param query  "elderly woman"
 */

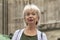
xmin=12 ymin=4 xmax=47 ymax=40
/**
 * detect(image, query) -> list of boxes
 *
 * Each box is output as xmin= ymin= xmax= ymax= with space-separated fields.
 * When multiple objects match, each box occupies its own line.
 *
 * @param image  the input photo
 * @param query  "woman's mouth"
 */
xmin=29 ymin=19 xmax=33 ymax=21
xmin=28 ymin=19 xmax=34 ymax=22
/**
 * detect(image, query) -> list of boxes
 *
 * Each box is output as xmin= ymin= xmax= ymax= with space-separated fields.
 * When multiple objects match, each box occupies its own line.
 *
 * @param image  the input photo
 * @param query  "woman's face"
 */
xmin=24 ymin=9 xmax=39 ymax=25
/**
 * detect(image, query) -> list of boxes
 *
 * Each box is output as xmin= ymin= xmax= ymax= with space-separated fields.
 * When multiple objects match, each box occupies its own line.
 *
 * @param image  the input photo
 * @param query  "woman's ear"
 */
xmin=38 ymin=16 xmax=39 ymax=21
xmin=36 ymin=18 xmax=39 ymax=25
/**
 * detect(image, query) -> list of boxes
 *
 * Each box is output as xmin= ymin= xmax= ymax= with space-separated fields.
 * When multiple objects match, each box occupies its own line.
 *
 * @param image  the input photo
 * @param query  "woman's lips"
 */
xmin=28 ymin=19 xmax=33 ymax=21
xmin=29 ymin=19 xmax=33 ymax=21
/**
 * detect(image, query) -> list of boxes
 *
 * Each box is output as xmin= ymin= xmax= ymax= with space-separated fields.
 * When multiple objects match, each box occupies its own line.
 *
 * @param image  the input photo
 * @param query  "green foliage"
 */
xmin=0 ymin=34 xmax=10 ymax=40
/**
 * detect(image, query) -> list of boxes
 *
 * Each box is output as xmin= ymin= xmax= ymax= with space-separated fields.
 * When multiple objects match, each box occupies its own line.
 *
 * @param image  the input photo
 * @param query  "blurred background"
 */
xmin=0 ymin=0 xmax=60 ymax=40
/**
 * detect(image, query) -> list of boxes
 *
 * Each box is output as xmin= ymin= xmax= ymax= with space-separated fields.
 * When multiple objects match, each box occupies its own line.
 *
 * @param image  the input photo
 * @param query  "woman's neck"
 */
xmin=24 ymin=25 xmax=37 ymax=36
xmin=26 ymin=24 xmax=37 ymax=30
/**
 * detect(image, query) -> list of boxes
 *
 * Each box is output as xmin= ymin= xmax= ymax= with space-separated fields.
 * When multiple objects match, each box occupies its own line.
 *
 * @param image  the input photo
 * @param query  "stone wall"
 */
xmin=0 ymin=0 xmax=2 ymax=34
xmin=8 ymin=0 xmax=24 ymax=34
xmin=45 ymin=30 xmax=60 ymax=40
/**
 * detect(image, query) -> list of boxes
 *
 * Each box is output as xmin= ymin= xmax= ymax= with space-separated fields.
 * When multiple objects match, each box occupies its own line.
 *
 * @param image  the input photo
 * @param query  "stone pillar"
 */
xmin=2 ymin=0 xmax=8 ymax=34
xmin=0 ymin=0 xmax=2 ymax=34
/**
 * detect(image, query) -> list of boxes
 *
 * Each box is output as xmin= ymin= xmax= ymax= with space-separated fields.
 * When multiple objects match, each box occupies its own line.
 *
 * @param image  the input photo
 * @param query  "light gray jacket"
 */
xmin=12 ymin=29 xmax=47 ymax=40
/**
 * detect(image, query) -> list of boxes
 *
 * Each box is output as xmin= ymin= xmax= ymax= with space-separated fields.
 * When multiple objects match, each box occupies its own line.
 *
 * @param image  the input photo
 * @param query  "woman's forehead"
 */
xmin=24 ymin=9 xmax=38 ymax=13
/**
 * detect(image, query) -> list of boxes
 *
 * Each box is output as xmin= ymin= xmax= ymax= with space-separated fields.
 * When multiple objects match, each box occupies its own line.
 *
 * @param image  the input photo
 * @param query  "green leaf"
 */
xmin=0 ymin=34 xmax=10 ymax=40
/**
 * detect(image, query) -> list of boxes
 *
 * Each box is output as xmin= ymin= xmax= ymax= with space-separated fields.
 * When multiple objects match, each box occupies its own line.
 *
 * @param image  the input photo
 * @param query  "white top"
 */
xmin=12 ymin=29 xmax=47 ymax=40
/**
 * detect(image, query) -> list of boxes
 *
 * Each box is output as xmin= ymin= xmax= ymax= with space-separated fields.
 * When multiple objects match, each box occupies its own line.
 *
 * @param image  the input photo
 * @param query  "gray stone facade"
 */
xmin=0 ymin=0 xmax=2 ymax=34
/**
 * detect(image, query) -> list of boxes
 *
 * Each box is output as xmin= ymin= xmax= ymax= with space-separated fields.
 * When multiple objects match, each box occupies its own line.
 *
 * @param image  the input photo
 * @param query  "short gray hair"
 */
xmin=23 ymin=4 xmax=41 ymax=26
xmin=23 ymin=4 xmax=41 ymax=15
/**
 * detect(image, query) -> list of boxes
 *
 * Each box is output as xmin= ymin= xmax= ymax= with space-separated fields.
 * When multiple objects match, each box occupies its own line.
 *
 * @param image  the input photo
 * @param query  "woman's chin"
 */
xmin=28 ymin=22 xmax=35 ymax=24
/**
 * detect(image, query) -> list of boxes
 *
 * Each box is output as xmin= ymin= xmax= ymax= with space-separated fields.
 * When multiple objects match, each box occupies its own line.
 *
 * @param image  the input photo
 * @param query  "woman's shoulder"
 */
xmin=14 ymin=30 xmax=20 ymax=33
xmin=14 ymin=28 xmax=24 ymax=34
xmin=13 ymin=29 xmax=21 ymax=35
xmin=38 ymin=30 xmax=47 ymax=40
xmin=37 ymin=30 xmax=47 ymax=36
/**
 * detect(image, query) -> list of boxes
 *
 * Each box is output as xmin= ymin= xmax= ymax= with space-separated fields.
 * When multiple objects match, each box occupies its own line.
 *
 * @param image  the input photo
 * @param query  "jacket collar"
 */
xmin=17 ymin=28 xmax=41 ymax=40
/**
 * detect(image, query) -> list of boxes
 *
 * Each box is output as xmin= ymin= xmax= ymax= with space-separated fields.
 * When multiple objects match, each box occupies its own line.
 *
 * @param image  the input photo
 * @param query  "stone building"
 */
xmin=0 ymin=0 xmax=60 ymax=40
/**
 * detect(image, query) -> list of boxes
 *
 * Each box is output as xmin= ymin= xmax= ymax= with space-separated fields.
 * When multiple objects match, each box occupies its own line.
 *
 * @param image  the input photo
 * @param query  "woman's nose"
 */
xmin=29 ymin=15 xmax=33 ymax=18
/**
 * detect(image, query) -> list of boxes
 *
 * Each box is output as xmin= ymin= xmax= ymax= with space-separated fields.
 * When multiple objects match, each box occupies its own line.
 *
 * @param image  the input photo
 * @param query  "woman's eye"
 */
xmin=26 ymin=13 xmax=30 ymax=16
xmin=32 ymin=13 xmax=35 ymax=15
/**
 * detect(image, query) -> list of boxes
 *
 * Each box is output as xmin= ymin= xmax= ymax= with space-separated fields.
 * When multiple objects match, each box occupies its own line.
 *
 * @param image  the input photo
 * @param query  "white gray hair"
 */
xmin=23 ymin=4 xmax=41 ymax=26
xmin=23 ymin=4 xmax=41 ymax=15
